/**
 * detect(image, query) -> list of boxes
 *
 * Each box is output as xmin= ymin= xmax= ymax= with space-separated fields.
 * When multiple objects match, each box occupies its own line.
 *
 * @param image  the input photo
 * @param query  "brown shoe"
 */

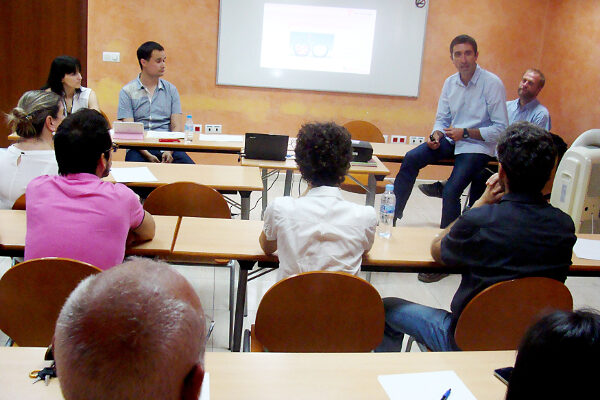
xmin=418 ymin=272 xmax=449 ymax=283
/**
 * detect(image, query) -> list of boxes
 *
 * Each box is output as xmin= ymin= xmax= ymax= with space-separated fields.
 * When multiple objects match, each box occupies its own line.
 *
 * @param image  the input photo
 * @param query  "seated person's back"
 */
xmin=260 ymin=122 xmax=377 ymax=279
xmin=25 ymin=109 xmax=155 ymax=270
xmin=0 ymin=90 xmax=63 ymax=209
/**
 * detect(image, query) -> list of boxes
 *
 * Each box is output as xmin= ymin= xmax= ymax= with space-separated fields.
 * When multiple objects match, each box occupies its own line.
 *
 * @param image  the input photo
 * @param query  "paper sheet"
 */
xmin=574 ymin=238 xmax=600 ymax=260
xmin=198 ymin=134 xmax=244 ymax=142
xmin=110 ymin=167 xmax=158 ymax=183
xmin=146 ymin=131 xmax=185 ymax=139
xmin=198 ymin=372 xmax=209 ymax=400
xmin=378 ymin=370 xmax=477 ymax=400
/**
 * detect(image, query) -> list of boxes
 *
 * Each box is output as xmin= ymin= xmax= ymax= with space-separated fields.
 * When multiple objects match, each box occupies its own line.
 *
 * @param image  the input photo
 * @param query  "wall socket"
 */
xmin=391 ymin=135 xmax=407 ymax=144
xmin=102 ymin=52 xmax=120 ymax=62
xmin=205 ymin=124 xmax=222 ymax=133
xmin=193 ymin=124 xmax=202 ymax=133
xmin=409 ymin=136 xmax=425 ymax=145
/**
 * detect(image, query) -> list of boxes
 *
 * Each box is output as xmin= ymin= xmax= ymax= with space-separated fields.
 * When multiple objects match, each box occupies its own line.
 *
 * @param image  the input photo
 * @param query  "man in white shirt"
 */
xmin=259 ymin=122 xmax=377 ymax=280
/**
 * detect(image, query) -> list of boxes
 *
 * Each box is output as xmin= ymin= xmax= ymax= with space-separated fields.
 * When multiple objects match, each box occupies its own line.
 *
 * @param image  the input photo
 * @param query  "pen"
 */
xmin=440 ymin=388 xmax=451 ymax=400
xmin=158 ymin=138 xmax=180 ymax=142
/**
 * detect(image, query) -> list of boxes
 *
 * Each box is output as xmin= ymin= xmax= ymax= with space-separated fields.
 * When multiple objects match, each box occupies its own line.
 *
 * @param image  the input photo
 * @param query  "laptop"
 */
xmin=244 ymin=133 xmax=289 ymax=161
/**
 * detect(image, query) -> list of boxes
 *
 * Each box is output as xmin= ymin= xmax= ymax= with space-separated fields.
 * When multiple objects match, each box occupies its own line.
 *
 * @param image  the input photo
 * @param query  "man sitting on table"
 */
xmin=259 ymin=122 xmax=377 ymax=280
xmin=376 ymin=122 xmax=577 ymax=352
xmin=25 ymin=109 xmax=155 ymax=270
xmin=54 ymin=258 xmax=206 ymax=400
xmin=118 ymin=41 xmax=194 ymax=164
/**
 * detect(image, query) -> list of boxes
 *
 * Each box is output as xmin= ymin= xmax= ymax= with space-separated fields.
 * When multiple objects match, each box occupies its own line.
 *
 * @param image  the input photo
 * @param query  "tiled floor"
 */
xmin=2 ymin=174 xmax=599 ymax=351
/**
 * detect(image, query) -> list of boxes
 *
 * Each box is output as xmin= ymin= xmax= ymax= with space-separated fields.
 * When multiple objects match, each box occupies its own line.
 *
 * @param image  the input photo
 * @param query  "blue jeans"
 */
xmin=125 ymin=149 xmax=195 ymax=164
xmin=375 ymin=297 xmax=459 ymax=352
xmin=393 ymin=140 xmax=493 ymax=228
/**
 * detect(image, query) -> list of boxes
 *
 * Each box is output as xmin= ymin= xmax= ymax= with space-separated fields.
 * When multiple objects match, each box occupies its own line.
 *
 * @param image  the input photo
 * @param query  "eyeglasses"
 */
xmin=103 ymin=143 xmax=118 ymax=159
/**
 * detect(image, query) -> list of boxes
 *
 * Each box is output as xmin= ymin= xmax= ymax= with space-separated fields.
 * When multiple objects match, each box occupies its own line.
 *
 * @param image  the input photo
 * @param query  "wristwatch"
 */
xmin=462 ymin=128 xmax=470 ymax=138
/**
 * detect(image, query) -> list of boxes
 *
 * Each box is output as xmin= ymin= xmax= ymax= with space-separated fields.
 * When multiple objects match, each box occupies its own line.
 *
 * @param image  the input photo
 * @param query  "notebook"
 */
xmin=244 ymin=133 xmax=289 ymax=161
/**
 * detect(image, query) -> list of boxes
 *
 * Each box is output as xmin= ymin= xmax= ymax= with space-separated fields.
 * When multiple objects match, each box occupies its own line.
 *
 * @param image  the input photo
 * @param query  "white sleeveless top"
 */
xmin=63 ymin=86 xmax=91 ymax=115
xmin=0 ymin=146 xmax=58 ymax=209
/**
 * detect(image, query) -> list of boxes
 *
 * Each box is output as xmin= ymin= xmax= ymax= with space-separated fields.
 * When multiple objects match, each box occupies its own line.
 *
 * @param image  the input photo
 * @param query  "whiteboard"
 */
xmin=217 ymin=0 xmax=429 ymax=97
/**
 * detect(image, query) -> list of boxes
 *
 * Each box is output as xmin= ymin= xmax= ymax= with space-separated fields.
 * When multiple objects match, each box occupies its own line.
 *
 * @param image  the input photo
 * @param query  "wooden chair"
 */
xmin=340 ymin=120 xmax=388 ymax=195
xmin=0 ymin=257 xmax=101 ymax=347
xmin=407 ymin=277 xmax=573 ymax=351
xmin=11 ymin=193 xmax=25 ymax=210
xmin=143 ymin=182 xmax=235 ymax=347
xmin=244 ymin=271 xmax=384 ymax=352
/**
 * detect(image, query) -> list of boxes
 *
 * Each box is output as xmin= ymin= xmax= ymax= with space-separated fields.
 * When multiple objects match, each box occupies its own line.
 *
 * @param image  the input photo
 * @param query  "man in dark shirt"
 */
xmin=376 ymin=121 xmax=576 ymax=352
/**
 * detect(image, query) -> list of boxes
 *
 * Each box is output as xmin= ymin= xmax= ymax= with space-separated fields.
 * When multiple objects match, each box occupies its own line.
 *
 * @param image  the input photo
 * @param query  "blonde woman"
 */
xmin=0 ymin=90 xmax=64 ymax=208
xmin=43 ymin=55 xmax=99 ymax=115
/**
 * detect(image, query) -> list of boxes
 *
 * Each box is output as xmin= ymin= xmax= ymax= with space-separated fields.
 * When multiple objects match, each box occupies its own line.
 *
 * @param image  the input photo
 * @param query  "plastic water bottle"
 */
xmin=184 ymin=115 xmax=194 ymax=143
xmin=379 ymin=184 xmax=396 ymax=239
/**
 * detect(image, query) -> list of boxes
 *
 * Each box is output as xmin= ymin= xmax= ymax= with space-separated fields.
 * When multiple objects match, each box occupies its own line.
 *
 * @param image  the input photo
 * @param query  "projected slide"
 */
xmin=260 ymin=4 xmax=377 ymax=75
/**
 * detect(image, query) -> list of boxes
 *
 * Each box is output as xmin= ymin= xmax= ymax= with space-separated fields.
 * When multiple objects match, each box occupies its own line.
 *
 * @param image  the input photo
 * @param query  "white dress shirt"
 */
xmin=263 ymin=186 xmax=377 ymax=280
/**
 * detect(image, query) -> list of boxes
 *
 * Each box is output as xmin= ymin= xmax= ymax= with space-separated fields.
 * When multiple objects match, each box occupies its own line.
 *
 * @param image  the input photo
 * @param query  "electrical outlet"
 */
xmin=193 ymin=124 xmax=202 ymax=133
xmin=206 ymin=124 xmax=222 ymax=133
xmin=391 ymin=135 xmax=401 ymax=143
xmin=398 ymin=135 xmax=407 ymax=144
xmin=102 ymin=52 xmax=120 ymax=62
xmin=409 ymin=136 xmax=425 ymax=145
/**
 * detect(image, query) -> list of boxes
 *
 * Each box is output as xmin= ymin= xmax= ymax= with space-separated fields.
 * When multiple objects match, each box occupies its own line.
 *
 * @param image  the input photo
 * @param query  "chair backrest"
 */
xmin=254 ymin=271 xmax=384 ymax=352
xmin=12 ymin=193 xmax=26 ymax=210
xmin=99 ymin=109 xmax=112 ymax=129
xmin=143 ymin=182 xmax=231 ymax=219
xmin=343 ymin=120 xmax=385 ymax=143
xmin=454 ymin=277 xmax=573 ymax=351
xmin=0 ymin=257 xmax=101 ymax=346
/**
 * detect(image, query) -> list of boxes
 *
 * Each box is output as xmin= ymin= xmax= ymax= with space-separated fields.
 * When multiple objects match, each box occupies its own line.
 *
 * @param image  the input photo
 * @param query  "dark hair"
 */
xmin=449 ymin=34 xmax=478 ymax=56
xmin=295 ymin=122 xmax=352 ymax=187
xmin=6 ymin=90 xmax=61 ymax=139
xmin=54 ymin=109 xmax=112 ymax=175
xmin=137 ymin=41 xmax=164 ymax=70
xmin=525 ymin=68 xmax=546 ymax=89
xmin=496 ymin=122 xmax=556 ymax=194
xmin=549 ymin=132 xmax=567 ymax=163
xmin=506 ymin=309 xmax=600 ymax=400
xmin=43 ymin=55 xmax=82 ymax=95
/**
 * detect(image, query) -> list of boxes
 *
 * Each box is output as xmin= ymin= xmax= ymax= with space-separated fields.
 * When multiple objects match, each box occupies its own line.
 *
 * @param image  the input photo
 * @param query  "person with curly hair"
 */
xmin=259 ymin=122 xmax=377 ymax=280
xmin=377 ymin=122 xmax=576 ymax=352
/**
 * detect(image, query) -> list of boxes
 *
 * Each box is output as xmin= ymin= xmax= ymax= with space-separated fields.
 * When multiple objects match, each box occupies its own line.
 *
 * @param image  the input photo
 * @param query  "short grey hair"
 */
xmin=54 ymin=258 xmax=205 ymax=400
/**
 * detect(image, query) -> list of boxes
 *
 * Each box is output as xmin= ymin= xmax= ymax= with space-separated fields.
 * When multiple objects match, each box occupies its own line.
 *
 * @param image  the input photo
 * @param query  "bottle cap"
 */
xmin=385 ymin=184 xmax=394 ymax=192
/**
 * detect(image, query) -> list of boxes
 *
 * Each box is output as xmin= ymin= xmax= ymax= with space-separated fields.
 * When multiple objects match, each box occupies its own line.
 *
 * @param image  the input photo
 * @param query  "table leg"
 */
xmin=261 ymin=169 xmax=268 ymax=220
xmin=283 ymin=170 xmax=293 ymax=196
xmin=365 ymin=173 xmax=376 ymax=206
xmin=239 ymin=191 xmax=250 ymax=220
xmin=232 ymin=260 xmax=254 ymax=352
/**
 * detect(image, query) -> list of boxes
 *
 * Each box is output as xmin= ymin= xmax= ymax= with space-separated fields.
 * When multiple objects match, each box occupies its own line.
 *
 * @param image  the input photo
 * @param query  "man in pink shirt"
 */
xmin=25 ymin=109 xmax=155 ymax=270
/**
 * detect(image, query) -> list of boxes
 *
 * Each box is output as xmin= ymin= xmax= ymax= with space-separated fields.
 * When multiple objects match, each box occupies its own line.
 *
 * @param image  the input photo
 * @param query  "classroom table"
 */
xmin=1 ymin=347 xmax=514 ymax=400
xmin=0 ymin=210 xmax=179 ymax=259
xmin=170 ymin=217 xmax=600 ymax=351
xmin=8 ymin=132 xmax=244 ymax=154
xmin=241 ymin=155 xmax=390 ymax=214
xmin=106 ymin=161 xmax=262 ymax=220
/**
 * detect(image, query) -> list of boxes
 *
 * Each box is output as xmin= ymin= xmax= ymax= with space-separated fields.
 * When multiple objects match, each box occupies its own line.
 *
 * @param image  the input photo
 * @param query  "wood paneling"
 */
xmin=0 ymin=0 xmax=87 ymax=147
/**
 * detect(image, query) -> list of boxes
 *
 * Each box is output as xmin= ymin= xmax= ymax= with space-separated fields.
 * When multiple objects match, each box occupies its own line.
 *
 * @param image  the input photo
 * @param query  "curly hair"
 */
xmin=496 ymin=121 xmax=556 ymax=194
xmin=295 ymin=122 xmax=352 ymax=187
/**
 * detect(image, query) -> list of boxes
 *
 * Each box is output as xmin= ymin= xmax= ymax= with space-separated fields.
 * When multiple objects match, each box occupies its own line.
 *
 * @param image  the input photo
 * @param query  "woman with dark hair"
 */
xmin=43 ymin=55 xmax=100 ymax=116
xmin=259 ymin=122 xmax=377 ymax=280
xmin=506 ymin=309 xmax=600 ymax=399
xmin=0 ymin=90 xmax=64 ymax=208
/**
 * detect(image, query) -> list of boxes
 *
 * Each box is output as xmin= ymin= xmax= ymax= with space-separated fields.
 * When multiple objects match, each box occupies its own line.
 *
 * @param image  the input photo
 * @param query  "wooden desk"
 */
xmin=107 ymin=161 xmax=262 ymax=219
xmin=8 ymin=132 xmax=244 ymax=154
xmin=0 ymin=210 xmax=178 ymax=258
xmin=241 ymin=156 xmax=390 ymax=213
xmin=1 ymin=347 xmax=514 ymax=400
xmin=171 ymin=217 xmax=600 ymax=350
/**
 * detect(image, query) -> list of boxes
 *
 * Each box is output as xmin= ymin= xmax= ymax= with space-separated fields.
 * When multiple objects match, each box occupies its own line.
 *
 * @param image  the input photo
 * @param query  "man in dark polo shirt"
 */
xmin=376 ymin=122 xmax=576 ymax=352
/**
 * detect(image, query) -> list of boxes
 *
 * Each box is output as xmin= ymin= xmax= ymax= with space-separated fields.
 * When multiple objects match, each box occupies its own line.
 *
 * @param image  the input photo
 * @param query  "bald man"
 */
xmin=54 ymin=258 xmax=206 ymax=400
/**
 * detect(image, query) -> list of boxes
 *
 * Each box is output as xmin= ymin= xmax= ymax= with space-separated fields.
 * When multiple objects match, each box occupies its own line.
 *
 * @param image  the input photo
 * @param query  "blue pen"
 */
xmin=440 ymin=388 xmax=451 ymax=400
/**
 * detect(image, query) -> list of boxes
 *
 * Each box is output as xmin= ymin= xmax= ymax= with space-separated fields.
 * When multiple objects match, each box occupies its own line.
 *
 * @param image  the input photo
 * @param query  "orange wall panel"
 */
xmin=88 ymin=0 xmax=595 ymax=145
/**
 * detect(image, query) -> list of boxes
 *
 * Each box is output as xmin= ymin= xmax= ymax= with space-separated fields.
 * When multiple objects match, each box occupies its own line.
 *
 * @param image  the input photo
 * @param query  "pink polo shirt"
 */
xmin=25 ymin=173 xmax=145 ymax=270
